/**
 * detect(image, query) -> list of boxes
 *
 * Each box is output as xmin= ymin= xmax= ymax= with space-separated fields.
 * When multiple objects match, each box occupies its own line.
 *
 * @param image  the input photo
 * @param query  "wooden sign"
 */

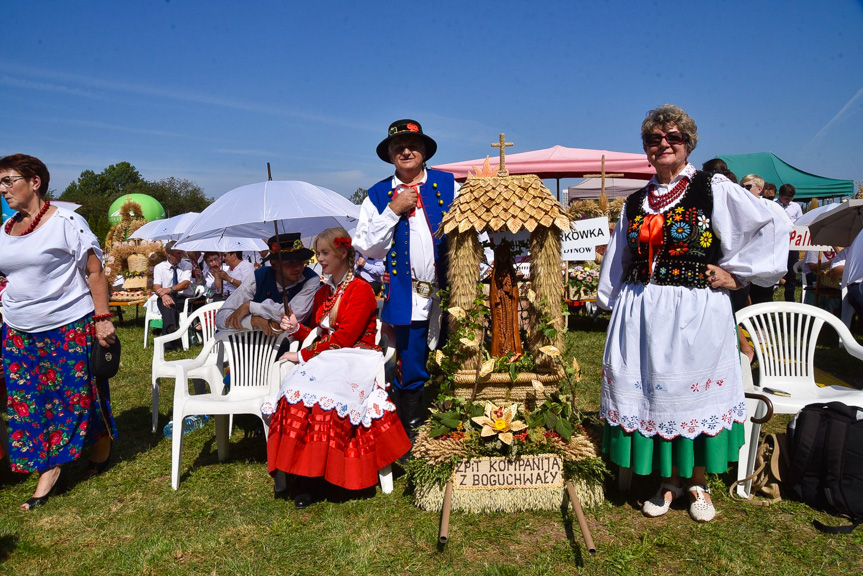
xmin=452 ymin=455 xmax=564 ymax=490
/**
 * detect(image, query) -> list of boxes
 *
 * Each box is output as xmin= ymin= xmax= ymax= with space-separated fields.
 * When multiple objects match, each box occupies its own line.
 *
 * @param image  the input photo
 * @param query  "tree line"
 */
xmin=58 ymin=162 xmax=212 ymax=241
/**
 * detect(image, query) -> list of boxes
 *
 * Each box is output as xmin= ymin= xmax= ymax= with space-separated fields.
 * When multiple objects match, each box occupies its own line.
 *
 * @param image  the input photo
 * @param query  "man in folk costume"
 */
xmin=353 ymin=119 xmax=455 ymax=444
xmin=216 ymin=232 xmax=320 ymax=332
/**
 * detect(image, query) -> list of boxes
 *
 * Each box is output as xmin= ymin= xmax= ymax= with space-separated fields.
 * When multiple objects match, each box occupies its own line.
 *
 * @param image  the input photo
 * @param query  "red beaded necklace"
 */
xmin=647 ymin=177 xmax=690 ymax=211
xmin=5 ymin=200 xmax=51 ymax=236
xmin=319 ymin=269 xmax=353 ymax=324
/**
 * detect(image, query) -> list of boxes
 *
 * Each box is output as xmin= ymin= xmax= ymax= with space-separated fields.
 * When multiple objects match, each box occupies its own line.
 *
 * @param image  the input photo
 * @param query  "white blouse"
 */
xmin=0 ymin=207 xmax=102 ymax=332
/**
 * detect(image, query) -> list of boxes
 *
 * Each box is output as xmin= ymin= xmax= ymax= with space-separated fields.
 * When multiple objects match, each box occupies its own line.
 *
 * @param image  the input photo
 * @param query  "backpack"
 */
xmin=787 ymin=401 xmax=863 ymax=533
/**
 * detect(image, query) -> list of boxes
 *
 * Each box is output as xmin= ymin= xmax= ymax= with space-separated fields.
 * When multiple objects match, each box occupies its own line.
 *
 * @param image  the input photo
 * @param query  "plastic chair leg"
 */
xmin=143 ymin=323 xmax=149 ymax=348
xmin=151 ymin=379 xmax=160 ymax=433
xmin=215 ymin=414 xmax=230 ymax=462
xmin=379 ymin=464 xmax=393 ymax=494
xmin=171 ymin=424 xmax=184 ymax=490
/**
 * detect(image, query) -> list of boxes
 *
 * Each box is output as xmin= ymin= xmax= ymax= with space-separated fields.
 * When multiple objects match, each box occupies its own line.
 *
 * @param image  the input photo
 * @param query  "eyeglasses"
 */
xmin=643 ymin=132 xmax=688 ymax=148
xmin=0 ymin=176 xmax=25 ymax=189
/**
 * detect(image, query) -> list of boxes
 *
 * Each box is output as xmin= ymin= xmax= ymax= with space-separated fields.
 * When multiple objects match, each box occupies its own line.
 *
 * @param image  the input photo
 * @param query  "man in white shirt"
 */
xmin=152 ymin=242 xmax=195 ymax=343
xmin=214 ymin=251 xmax=254 ymax=298
xmin=216 ymin=233 xmax=319 ymax=332
xmin=353 ymin=119 xmax=455 ymax=443
xmin=777 ymin=184 xmax=804 ymax=301
xmin=830 ymin=230 xmax=863 ymax=329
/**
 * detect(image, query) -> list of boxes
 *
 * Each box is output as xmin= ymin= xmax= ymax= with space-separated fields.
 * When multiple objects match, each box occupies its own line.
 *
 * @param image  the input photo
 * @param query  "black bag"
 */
xmin=787 ymin=401 xmax=863 ymax=533
xmin=91 ymin=339 xmax=121 ymax=380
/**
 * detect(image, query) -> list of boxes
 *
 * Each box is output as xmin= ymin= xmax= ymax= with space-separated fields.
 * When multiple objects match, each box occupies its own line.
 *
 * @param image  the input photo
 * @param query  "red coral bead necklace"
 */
xmin=647 ymin=177 xmax=690 ymax=211
xmin=4 ymin=200 xmax=51 ymax=236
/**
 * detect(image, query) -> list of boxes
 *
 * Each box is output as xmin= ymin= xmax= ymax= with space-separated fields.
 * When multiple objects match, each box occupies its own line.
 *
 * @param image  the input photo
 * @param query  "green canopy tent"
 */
xmin=716 ymin=152 xmax=854 ymax=200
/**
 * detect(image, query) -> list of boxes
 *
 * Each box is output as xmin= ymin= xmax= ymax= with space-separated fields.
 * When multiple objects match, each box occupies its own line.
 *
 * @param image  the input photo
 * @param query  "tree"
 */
xmin=349 ymin=187 xmax=368 ymax=205
xmin=133 ymin=177 xmax=212 ymax=217
xmin=60 ymin=163 xmax=211 ymax=243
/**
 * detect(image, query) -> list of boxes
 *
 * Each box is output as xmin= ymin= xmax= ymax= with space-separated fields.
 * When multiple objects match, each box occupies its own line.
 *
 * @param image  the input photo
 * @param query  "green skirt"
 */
xmin=603 ymin=422 xmax=745 ymax=479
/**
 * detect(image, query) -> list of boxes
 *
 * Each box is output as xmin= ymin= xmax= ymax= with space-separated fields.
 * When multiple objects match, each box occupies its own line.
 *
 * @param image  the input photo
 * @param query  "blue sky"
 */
xmin=2 ymin=0 xmax=861 ymax=201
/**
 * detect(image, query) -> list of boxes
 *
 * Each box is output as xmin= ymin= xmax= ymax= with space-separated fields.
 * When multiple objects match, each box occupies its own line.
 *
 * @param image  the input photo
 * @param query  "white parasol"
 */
xmin=130 ymin=212 xmax=200 ymax=241
xmin=807 ymin=199 xmax=863 ymax=247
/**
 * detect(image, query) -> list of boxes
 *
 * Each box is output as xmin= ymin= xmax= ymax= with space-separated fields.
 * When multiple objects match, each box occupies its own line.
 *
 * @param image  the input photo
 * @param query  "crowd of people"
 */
xmin=1 ymin=108 xmax=861 ymax=521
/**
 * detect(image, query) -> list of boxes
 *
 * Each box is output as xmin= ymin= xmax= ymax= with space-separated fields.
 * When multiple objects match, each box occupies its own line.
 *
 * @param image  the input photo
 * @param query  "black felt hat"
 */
xmin=376 ymin=119 xmax=437 ymax=163
xmin=262 ymin=232 xmax=314 ymax=263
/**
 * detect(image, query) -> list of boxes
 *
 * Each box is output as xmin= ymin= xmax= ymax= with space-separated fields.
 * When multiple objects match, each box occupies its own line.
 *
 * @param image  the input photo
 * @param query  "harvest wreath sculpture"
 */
xmin=407 ymin=141 xmax=606 ymax=516
xmin=103 ymin=199 xmax=167 ymax=300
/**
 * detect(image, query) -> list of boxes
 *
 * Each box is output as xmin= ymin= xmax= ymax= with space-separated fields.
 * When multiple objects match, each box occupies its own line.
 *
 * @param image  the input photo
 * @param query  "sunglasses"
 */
xmin=643 ymin=132 xmax=687 ymax=148
xmin=742 ymin=184 xmax=760 ymax=191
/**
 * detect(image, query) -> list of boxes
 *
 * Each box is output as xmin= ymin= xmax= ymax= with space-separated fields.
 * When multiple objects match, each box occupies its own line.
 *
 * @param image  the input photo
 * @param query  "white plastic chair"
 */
xmin=151 ymin=301 xmax=225 ymax=433
xmin=292 ymin=319 xmax=395 ymax=494
xmin=171 ymin=330 xmax=286 ymax=490
xmin=734 ymin=301 xmax=863 ymax=497
xmin=144 ymin=286 xmax=206 ymax=350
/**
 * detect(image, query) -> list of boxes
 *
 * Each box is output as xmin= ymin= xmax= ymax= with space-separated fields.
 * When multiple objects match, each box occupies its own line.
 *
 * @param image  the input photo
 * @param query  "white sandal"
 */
xmin=642 ymin=482 xmax=685 ymax=517
xmin=688 ymin=485 xmax=716 ymax=522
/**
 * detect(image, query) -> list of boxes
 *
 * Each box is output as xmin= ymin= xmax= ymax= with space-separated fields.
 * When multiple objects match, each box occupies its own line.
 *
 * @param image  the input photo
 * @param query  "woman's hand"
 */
xmin=706 ymin=265 xmax=742 ymax=290
xmin=278 ymin=351 xmax=299 ymax=363
xmin=280 ymin=313 xmax=299 ymax=334
xmin=95 ymin=319 xmax=117 ymax=346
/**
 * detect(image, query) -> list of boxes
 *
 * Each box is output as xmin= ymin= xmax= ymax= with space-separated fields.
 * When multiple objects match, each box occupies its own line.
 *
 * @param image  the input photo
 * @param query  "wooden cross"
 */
xmin=583 ymin=154 xmax=624 ymax=201
xmin=491 ymin=133 xmax=513 ymax=176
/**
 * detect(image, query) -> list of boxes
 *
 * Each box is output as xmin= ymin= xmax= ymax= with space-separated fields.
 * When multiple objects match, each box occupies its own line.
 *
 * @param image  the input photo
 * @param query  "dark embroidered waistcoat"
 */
xmin=624 ymin=171 xmax=721 ymax=288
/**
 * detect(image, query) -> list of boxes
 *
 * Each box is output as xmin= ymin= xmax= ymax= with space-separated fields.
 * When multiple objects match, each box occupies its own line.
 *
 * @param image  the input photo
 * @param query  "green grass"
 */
xmin=1 ymin=298 xmax=863 ymax=575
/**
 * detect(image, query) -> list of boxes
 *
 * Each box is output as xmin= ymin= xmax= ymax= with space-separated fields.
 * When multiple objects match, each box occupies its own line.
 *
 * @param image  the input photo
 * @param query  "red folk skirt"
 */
xmin=267 ymin=399 xmax=411 ymax=490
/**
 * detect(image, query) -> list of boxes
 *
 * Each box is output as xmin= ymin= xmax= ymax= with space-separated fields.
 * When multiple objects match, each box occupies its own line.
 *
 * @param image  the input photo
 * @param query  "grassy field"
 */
xmin=1 ymin=298 xmax=863 ymax=575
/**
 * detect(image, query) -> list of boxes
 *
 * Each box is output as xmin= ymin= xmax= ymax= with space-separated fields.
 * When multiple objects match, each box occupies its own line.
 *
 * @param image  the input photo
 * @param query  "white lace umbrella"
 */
xmin=175 ymin=181 xmax=359 ymax=244
xmin=130 ymin=212 xmax=200 ymax=241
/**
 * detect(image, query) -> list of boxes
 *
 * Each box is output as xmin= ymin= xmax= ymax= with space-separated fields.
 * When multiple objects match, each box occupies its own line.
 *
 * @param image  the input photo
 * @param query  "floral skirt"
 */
xmin=2 ymin=316 xmax=118 ymax=473
xmin=267 ymin=400 xmax=411 ymax=490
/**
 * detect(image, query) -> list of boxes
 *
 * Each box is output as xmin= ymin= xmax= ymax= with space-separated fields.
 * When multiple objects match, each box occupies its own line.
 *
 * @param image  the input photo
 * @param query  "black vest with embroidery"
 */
xmin=623 ymin=171 xmax=721 ymax=288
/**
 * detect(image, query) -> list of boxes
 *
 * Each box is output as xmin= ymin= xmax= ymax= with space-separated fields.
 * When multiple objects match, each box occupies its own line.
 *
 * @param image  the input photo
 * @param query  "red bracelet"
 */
xmin=93 ymin=312 xmax=114 ymax=321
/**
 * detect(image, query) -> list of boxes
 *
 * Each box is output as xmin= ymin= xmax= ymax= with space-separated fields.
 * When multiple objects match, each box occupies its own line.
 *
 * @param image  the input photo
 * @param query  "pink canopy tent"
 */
xmin=432 ymin=145 xmax=655 ymax=198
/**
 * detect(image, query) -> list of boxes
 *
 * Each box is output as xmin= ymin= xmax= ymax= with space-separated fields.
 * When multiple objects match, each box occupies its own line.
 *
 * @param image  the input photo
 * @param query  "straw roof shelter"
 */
xmin=440 ymin=147 xmax=570 ymax=398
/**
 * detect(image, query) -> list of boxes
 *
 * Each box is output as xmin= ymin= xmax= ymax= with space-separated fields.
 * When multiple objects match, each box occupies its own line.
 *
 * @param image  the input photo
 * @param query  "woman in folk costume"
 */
xmin=263 ymin=227 xmax=411 ymax=508
xmin=597 ymin=105 xmax=791 ymax=522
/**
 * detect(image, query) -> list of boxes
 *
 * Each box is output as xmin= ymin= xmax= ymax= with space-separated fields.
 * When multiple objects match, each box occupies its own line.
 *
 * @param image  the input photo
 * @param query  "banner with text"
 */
xmin=791 ymin=226 xmax=832 ymax=251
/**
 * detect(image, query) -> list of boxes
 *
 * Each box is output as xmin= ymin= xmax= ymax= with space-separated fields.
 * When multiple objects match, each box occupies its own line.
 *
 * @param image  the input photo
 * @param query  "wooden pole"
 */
xmin=438 ymin=481 xmax=453 ymax=544
xmin=565 ymin=480 xmax=596 ymax=555
xmin=267 ymin=162 xmax=273 ymax=181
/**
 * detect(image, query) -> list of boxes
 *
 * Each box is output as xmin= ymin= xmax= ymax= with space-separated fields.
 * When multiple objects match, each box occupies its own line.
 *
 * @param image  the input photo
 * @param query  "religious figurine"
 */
xmin=489 ymin=243 xmax=522 ymax=357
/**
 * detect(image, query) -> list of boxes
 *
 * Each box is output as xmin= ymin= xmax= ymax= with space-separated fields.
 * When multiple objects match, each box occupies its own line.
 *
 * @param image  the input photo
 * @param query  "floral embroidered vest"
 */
xmin=623 ymin=171 xmax=721 ymax=288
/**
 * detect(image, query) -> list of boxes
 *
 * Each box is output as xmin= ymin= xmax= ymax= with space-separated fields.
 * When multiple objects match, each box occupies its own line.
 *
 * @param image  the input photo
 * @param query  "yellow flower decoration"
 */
xmin=539 ymin=345 xmax=561 ymax=357
xmin=526 ymin=289 xmax=536 ymax=304
xmin=471 ymin=402 xmax=527 ymax=445
xmin=699 ymin=231 xmax=713 ymax=247
xmin=675 ymin=206 xmax=684 ymax=214
xmin=479 ymin=358 xmax=496 ymax=377
xmin=435 ymin=349 xmax=445 ymax=366
xmin=447 ymin=306 xmax=466 ymax=320
xmin=531 ymin=379 xmax=545 ymax=394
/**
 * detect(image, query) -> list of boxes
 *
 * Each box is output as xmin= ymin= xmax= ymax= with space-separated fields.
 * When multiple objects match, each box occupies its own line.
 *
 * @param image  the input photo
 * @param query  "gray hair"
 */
xmin=641 ymin=104 xmax=698 ymax=153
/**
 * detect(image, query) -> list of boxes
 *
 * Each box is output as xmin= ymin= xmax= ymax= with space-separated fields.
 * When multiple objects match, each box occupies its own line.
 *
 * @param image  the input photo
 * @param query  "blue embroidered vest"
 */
xmin=624 ymin=171 xmax=721 ymax=288
xmin=368 ymin=169 xmax=455 ymax=325
xmin=253 ymin=266 xmax=318 ymax=317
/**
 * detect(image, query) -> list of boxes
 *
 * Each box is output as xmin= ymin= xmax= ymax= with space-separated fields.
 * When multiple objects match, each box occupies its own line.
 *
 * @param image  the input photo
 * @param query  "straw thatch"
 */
xmin=441 ymin=174 xmax=569 ymax=235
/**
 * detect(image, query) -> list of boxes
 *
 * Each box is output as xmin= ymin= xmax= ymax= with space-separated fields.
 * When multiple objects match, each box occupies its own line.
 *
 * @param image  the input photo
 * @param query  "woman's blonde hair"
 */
xmin=314 ymin=226 xmax=356 ymax=325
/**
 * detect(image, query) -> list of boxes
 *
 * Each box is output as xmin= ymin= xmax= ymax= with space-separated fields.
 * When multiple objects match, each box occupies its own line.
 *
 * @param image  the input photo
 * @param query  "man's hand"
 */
xmin=225 ymin=302 xmax=251 ymax=330
xmin=160 ymin=293 xmax=176 ymax=308
xmin=250 ymin=315 xmax=281 ymax=336
xmin=390 ymin=187 xmax=418 ymax=216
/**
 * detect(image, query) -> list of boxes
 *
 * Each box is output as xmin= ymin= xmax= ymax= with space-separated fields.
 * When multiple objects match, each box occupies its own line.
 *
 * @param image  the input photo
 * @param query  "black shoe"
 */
xmin=21 ymin=468 xmax=64 ymax=511
xmin=87 ymin=450 xmax=112 ymax=479
xmin=293 ymin=493 xmax=313 ymax=509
